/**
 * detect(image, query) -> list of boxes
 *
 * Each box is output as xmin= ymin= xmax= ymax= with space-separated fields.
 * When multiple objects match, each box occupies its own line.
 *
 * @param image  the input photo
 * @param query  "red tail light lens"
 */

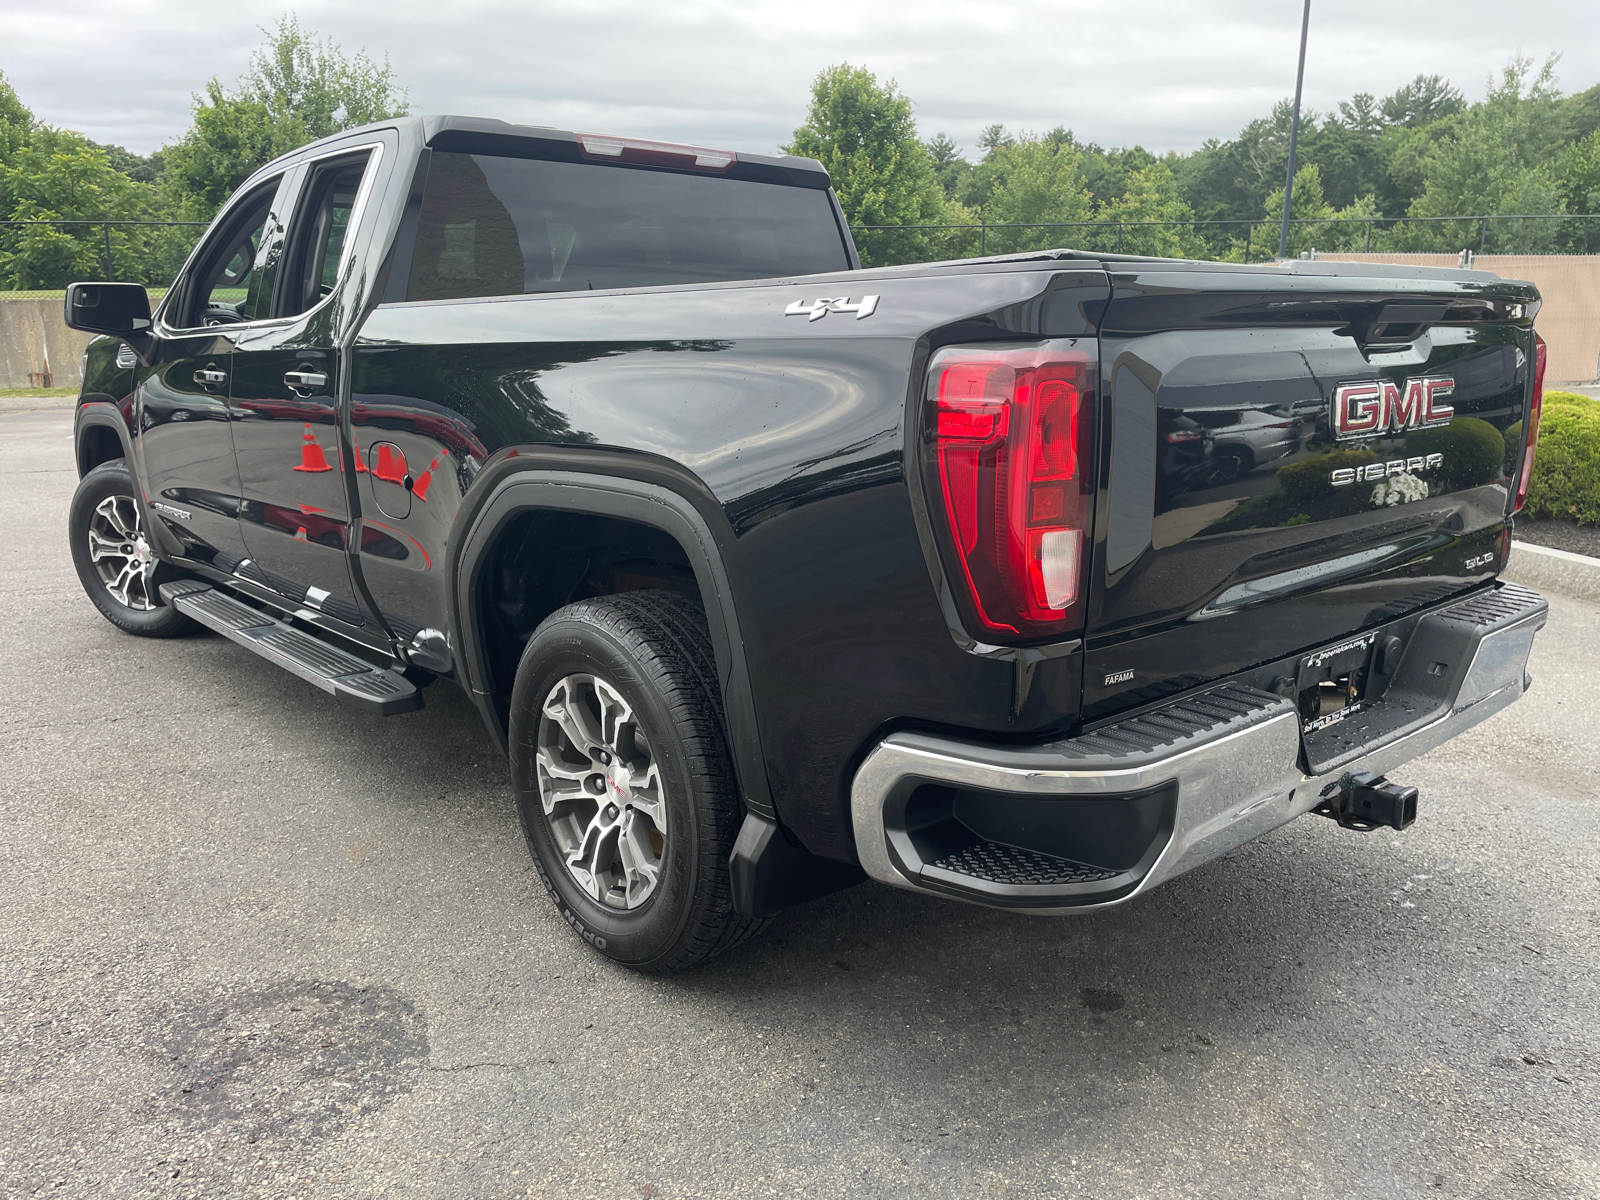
xmin=926 ymin=344 xmax=1095 ymax=639
xmin=1512 ymin=333 xmax=1546 ymax=515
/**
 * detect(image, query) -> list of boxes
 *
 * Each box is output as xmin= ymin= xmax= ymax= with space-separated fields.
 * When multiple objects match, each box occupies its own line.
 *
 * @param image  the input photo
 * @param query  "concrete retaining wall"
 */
xmin=0 ymin=295 xmax=93 ymax=391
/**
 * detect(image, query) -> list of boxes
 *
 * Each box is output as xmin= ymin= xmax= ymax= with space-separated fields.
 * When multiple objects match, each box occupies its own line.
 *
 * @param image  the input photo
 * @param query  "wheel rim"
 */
xmin=87 ymin=495 xmax=157 ymax=611
xmin=535 ymin=673 xmax=667 ymax=910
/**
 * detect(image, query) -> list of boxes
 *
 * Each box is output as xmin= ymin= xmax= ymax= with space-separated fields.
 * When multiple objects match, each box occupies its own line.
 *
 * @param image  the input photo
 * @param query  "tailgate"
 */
xmin=1083 ymin=261 xmax=1539 ymax=723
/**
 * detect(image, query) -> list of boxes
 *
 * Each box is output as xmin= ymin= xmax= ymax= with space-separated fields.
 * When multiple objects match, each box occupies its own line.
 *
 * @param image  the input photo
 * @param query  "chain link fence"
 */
xmin=0 ymin=220 xmax=208 ymax=292
xmin=2 ymin=213 xmax=1598 ymax=291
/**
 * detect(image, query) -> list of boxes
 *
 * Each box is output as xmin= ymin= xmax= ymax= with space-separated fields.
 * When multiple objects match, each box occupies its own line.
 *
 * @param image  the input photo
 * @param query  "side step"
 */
xmin=161 ymin=580 xmax=423 ymax=716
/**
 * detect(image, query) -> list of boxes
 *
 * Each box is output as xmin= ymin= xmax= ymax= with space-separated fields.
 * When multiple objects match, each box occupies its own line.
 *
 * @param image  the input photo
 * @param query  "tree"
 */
xmin=162 ymin=80 xmax=282 ymax=215
xmin=1380 ymin=74 xmax=1465 ymax=128
xmin=0 ymin=70 xmax=32 ymax=167
xmin=1100 ymin=162 xmax=1205 ymax=257
xmin=163 ymin=15 xmax=408 ymax=217
xmin=240 ymin=14 xmax=408 ymax=141
xmin=785 ymin=64 xmax=952 ymax=266
xmin=979 ymin=134 xmax=1094 ymax=253
xmin=1405 ymin=56 xmax=1567 ymax=251
xmin=924 ymin=132 xmax=970 ymax=200
xmin=0 ymin=127 xmax=182 ymax=288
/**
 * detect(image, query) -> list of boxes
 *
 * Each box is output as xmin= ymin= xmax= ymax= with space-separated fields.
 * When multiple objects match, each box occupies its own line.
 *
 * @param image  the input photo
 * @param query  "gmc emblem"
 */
xmin=1330 ymin=377 xmax=1454 ymax=441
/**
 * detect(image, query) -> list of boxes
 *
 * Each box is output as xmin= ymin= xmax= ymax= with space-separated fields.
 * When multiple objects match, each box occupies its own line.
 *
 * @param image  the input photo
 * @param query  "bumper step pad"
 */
xmin=924 ymin=841 xmax=1119 ymax=889
xmin=161 ymin=580 xmax=422 ymax=716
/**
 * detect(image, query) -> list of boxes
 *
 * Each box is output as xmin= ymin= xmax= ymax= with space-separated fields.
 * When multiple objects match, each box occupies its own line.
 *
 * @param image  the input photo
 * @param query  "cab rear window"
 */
xmin=405 ymin=151 xmax=850 ymax=302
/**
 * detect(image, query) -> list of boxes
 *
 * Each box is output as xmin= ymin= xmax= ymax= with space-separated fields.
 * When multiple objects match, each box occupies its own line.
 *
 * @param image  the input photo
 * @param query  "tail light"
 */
xmin=925 ymin=343 xmax=1095 ymax=640
xmin=1513 ymin=332 xmax=1546 ymax=515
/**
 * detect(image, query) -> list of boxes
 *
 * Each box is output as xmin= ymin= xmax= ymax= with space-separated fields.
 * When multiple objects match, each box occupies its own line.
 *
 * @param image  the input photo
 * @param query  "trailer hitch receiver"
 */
xmin=1314 ymin=770 xmax=1418 ymax=832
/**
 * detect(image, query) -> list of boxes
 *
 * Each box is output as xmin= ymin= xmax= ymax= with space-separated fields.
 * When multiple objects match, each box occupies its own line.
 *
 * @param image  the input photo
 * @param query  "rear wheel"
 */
xmin=509 ymin=591 xmax=767 ymax=972
xmin=68 ymin=459 xmax=194 ymax=638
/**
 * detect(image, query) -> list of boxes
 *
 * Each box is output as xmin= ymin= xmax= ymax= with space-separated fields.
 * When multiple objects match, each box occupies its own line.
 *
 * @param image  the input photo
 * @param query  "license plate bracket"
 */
xmin=1295 ymin=630 xmax=1379 ymax=733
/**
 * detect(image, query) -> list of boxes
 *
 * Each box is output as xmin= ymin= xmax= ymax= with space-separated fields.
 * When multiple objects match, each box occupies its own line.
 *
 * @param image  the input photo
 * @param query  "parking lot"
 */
xmin=2 ymin=403 xmax=1597 ymax=1199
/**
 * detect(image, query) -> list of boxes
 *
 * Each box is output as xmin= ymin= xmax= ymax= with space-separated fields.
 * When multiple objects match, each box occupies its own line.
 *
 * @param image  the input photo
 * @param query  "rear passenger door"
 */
xmin=229 ymin=144 xmax=383 ymax=633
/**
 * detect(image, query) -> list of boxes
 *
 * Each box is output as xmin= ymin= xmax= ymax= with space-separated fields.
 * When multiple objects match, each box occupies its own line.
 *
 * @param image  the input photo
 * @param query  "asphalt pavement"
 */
xmin=2 ymin=406 xmax=1597 ymax=1199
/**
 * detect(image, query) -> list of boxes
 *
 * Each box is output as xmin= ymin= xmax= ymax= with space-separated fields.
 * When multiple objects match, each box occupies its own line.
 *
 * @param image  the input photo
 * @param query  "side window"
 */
xmin=178 ymin=175 xmax=283 ymax=327
xmin=403 ymin=151 xmax=850 ymax=303
xmin=279 ymin=152 xmax=372 ymax=317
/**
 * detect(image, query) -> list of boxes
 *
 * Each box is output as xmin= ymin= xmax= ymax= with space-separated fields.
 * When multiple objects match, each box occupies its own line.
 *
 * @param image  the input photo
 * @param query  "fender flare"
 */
xmin=74 ymin=399 xmax=135 ymax=477
xmin=450 ymin=466 xmax=776 ymax=821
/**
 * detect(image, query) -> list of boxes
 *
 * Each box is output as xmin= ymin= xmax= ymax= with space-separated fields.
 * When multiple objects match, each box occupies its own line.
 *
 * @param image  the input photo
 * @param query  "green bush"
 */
xmin=1404 ymin=416 xmax=1505 ymax=490
xmin=1519 ymin=390 xmax=1600 ymax=525
xmin=1205 ymin=448 xmax=1379 ymax=534
xmin=1276 ymin=448 xmax=1381 ymax=507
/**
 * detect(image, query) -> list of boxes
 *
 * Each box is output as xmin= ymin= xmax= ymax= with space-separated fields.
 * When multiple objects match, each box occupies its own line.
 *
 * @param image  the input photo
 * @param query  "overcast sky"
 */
xmin=4 ymin=0 xmax=1598 ymax=160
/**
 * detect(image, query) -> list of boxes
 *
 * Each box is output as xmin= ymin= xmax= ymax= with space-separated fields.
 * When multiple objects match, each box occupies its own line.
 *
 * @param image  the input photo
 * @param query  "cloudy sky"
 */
xmin=4 ymin=0 xmax=1597 ymax=159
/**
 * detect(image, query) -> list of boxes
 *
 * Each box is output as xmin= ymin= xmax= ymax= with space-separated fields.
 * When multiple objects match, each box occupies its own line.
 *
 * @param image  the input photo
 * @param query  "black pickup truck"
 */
xmin=64 ymin=115 xmax=1550 ymax=972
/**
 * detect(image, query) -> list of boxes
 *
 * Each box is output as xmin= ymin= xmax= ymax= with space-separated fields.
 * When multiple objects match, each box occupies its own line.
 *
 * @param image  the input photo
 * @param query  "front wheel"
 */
xmin=68 ymin=459 xmax=195 ymax=638
xmin=509 ymin=591 xmax=767 ymax=972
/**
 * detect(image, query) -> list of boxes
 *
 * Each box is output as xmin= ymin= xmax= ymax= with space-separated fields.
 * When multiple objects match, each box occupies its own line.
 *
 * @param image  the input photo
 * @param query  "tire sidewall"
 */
xmin=509 ymin=617 xmax=701 ymax=968
xmin=68 ymin=460 xmax=190 ymax=636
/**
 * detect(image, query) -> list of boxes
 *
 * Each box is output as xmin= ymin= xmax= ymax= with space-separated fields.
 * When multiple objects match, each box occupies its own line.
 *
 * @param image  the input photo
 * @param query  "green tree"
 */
xmin=785 ymin=64 xmax=952 ymax=266
xmin=1404 ymin=55 xmax=1567 ymax=252
xmin=1380 ymin=74 xmax=1465 ymax=127
xmin=924 ymin=132 xmax=971 ymax=200
xmin=979 ymin=134 xmax=1094 ymax=254
xmin=0 ymin=69 xmax=33 ymax=167
xmin=0 ymin=127 xmax=182 ymax=288
xmin=163 ymin=15 xmax=408 ymax=218
xmin=1557 ymin=129 xmax=1600 ymax=216
xmin=1100 ymin=162 xmax=1204 ymax=257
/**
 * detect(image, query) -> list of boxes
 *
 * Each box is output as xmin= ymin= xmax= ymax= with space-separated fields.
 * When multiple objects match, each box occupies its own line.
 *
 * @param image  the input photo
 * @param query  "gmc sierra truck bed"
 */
xmin=63 ymin=115 xmax=1549 ymax=971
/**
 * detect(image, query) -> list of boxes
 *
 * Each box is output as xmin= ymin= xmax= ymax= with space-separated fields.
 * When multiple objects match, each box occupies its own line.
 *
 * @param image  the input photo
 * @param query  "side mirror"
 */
xmin=64 ymin=282 xmax=155 ymax=365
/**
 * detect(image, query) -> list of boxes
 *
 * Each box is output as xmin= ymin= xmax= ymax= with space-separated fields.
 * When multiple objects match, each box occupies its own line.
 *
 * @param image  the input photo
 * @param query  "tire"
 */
xmin=509 ymin=590 xmax=767 ymax=972
xmin=68 ymin=459 xmax=195 ymax=638
xmin=1204 ymin=446 xmax=1251 ymax=486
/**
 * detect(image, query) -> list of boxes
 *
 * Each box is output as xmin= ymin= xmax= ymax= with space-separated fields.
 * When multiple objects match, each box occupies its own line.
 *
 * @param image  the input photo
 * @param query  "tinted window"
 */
xmin=406 ymin=152 xmax=849 ymax=301
xmin=280 ymin=154 xmax=370 ymax=317
xmin=179 ymin=176 xmax=282 ymax=326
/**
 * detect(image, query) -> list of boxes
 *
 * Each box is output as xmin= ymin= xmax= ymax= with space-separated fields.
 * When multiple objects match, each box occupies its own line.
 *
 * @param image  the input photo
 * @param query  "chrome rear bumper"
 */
xmin=850 ymin=582 xmax=1548 ymax=912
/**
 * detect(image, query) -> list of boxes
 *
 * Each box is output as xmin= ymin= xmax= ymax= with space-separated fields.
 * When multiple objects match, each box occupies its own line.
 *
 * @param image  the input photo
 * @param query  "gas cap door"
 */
xmin=367 ymin=441 xmax=412 ymax=519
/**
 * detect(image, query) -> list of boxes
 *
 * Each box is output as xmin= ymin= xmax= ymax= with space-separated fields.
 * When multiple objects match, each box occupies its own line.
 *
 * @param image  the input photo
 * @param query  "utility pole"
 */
xmin=1278 ymin=0 xmax=1312 ymax=260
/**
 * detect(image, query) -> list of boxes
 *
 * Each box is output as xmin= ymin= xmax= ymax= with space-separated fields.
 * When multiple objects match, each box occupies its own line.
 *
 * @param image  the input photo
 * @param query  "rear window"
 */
xmin=406 ymin=151 xmax=850 ymax=302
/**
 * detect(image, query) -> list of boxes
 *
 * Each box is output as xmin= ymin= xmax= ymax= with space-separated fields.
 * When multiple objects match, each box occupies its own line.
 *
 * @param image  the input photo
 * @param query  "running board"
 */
xmin=160 ymin=580 xmax=423 ymax=716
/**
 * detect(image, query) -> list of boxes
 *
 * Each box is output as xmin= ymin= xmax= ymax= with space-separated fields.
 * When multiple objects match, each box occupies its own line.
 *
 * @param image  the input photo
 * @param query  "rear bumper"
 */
xmin=849 ymin=582 xmax=1547 ymax=912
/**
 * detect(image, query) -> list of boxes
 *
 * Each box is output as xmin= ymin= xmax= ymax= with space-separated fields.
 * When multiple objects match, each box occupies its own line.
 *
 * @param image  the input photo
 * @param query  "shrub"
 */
xmin=1404 ymin=416 xmax=1505 ymax=490
xmin=1518 ymin=390 xmax=1600 ymax=525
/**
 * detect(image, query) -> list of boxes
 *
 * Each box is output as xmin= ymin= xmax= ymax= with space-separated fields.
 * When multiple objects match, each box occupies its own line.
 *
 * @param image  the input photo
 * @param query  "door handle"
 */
xmin=193 ymin=366 xmax=227 ymax=387
xmin=284 ymin=369 xmax=329 ymax=393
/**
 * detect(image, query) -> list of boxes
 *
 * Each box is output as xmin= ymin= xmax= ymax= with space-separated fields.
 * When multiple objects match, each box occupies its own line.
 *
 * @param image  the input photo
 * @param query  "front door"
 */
xmin=229 ymin=148 xmax=377 ymax=631
xmin=134 ymin=173 xmax=289 ymax=571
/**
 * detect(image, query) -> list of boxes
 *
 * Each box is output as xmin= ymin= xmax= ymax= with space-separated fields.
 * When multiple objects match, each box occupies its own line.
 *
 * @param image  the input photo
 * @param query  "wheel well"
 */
xmin=78 ymin=424 xmax=124 ymax=477
xmin=478 ymin=509 xmax=703 ymax=711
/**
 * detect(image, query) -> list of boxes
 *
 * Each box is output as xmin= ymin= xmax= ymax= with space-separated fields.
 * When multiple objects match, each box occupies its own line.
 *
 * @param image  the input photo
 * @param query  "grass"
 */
xmin=0 ymin=386 xmax=76 ymax=397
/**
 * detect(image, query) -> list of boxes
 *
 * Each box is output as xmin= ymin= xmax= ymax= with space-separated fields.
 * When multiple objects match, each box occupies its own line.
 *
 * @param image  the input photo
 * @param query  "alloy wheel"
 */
xmin=535 ymin=673 xmax=667 ymax=910
xmin=87 ymin=495 xmax=156 ymax=611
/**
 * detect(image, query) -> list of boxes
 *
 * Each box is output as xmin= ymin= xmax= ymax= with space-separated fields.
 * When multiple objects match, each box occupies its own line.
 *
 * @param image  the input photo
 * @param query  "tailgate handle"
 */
xmin=1350 ymin=301 xmax=1451 ymax=347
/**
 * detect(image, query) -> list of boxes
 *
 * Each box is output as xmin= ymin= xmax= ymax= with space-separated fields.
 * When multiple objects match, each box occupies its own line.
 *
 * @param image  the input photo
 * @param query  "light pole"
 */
xmin=1278 ymin=0 xmax=1312 ymax=260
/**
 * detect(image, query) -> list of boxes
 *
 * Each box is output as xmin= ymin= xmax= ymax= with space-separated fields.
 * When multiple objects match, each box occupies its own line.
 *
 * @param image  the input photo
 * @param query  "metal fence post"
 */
xmin=1366 ymin=219 xmax=1372 ymax=252
xmin=1480 ymin=218 xmax=1488 ymax=254
xmin=102 ymin=222 xmax=114 ymax=280
xmin=980 ymin=217 xmax=986 ymax=257
xmin=1117 ymin=222 xmax=1124 ymax=253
